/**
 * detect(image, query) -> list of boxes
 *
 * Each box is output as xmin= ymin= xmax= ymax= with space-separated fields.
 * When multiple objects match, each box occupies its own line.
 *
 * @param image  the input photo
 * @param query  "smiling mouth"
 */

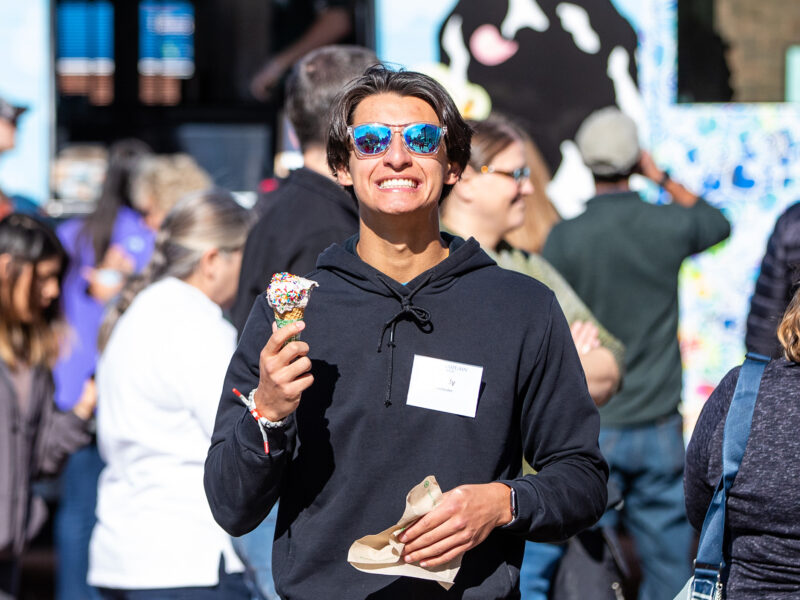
xmin=378 ymin=178 xmax=419 ymax=190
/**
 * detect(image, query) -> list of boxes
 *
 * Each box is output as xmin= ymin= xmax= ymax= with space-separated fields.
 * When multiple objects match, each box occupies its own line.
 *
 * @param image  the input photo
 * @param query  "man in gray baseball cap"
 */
xmin=542 ymin=106 xmax=731 ymax=600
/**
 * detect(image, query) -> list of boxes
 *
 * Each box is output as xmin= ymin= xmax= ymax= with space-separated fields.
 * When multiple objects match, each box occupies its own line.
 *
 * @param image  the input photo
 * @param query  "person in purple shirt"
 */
xmin=52 ymin=139 xmax=154 ymax=600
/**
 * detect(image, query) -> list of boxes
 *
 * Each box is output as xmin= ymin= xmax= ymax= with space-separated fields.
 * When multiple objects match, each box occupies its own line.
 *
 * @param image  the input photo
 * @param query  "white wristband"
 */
xmin=245 ymin=388 xmax=288 ymax=429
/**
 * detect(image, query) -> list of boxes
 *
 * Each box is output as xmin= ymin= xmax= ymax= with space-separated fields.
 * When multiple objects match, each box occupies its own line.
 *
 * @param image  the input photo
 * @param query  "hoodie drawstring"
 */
xmin=376 ymin=274 xmax=433 ymax=407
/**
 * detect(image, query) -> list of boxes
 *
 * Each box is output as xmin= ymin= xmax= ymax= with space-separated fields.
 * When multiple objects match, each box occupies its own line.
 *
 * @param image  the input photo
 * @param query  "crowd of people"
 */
xmin=1 ymin=39 xmax=799 ymax=600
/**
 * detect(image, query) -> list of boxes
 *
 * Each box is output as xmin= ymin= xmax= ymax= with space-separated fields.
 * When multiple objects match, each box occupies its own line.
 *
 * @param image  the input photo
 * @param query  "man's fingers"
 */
xmin=264 ymin=321 xmax=305 ymax=355
xmin=277 ymin=339 xmax=311 ymax=365
xmin=407 ymin=540 xmax=473 ymax=568
xmin=279 ymin=355 xmax=313 ymax=384
xmin=399 ymin=506 xmax=450 ymax=545
xmin=284 ymin=372 xmax=314 ymax=397
xmin=401 ymin=520 xmax=458 ymax=556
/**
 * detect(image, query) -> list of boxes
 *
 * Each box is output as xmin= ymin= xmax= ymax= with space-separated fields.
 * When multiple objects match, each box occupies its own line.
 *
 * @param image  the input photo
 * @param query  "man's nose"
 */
xmin=382 ymin=131 xmax=412 ymax=169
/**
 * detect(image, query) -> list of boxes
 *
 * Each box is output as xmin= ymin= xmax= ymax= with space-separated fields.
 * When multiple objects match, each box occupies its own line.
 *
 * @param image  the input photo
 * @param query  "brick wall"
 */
xmin=716 ymin=0 xmax=800 ymax=101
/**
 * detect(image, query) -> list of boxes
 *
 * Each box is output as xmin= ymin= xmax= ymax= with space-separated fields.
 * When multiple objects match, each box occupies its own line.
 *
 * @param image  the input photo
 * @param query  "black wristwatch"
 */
xmin=658 ymin=170 xmax=671 ymax=187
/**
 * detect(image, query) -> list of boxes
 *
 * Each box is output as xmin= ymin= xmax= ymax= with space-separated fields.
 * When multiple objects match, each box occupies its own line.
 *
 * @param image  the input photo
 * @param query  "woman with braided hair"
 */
xmin=88 ymin=190 xmax=254 ymax=599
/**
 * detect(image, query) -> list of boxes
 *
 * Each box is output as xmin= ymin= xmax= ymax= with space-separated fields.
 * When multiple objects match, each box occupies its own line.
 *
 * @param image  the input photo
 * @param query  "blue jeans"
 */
xmin=519 ymin=540 xmax=565 ymax=599
xmin=55 ymin=442 xmax=105 ymax=600
xmin=231 ymin=505 xmax=278 ymax=600
xmin=599 ymin=413 xmax=691 ymax=600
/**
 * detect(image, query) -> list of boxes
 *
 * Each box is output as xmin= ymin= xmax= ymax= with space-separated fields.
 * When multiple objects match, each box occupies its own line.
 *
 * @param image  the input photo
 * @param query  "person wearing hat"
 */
xmin=542 ymin=107 xmax=730 ymax=600
xmin=0 ymin=96 xmax=39 ymax=221
xmin=0 ymin=97 xmax=26 ymax=154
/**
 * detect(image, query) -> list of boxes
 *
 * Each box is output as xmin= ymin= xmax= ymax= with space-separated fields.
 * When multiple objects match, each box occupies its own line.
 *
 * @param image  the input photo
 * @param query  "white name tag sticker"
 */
xmin=406 ymin=355 xmax=484 ymax=418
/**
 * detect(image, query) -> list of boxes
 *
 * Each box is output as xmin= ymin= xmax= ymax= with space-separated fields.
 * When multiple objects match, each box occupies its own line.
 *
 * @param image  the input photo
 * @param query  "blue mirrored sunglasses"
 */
xmin=480 ymin=164 xmax=531 ymax=185
xmin=347 ymin=122 xmax=447 ymax=157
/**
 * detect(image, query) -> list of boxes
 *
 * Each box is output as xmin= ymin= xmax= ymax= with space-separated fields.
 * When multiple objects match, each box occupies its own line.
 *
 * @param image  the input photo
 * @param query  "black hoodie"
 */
xmin=205 ymin=234 xmax=608 ymax=599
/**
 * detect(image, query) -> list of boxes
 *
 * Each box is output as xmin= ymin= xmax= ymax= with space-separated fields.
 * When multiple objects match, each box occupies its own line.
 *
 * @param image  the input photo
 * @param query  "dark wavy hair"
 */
xmin=0 ymin=213 xmax=67 ymax=368
xmin=326 ymin=65 xmax=472 ymax=200
xmin=77 ymin=138 xmax=152 ymax=263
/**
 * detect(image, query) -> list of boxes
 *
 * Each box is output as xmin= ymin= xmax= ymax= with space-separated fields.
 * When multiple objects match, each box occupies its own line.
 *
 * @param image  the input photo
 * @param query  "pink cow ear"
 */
xmin=469 ymin=24 xmax=520 ymax=66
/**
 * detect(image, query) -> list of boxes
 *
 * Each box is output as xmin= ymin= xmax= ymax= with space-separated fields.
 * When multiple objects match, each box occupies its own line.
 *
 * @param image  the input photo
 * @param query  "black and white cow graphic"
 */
xmin=438 ymin=0 xmax=643 ymax=214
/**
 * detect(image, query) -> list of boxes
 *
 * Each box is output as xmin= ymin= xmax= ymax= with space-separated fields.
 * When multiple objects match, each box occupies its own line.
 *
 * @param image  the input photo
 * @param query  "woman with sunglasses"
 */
xmin=441 ymin=114 xmax=623 ymax=407
xmin=441 ymin=114 xmax=624 ymax=599
xmin=0 ymin=214 xmax=95 ymax=598
xmin=206 ymin=65 xmax=607 ymax=599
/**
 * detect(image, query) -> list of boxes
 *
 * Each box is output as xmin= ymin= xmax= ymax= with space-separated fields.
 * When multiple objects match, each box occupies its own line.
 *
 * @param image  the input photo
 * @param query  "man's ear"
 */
xmin=444 ymin=162 xmax=462 ymax=186
xmin=335 ymin=166 xmax=353 ymax=187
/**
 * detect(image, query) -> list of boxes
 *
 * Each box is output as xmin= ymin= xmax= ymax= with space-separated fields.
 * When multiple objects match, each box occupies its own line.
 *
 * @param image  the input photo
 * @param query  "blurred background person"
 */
xmin=745 ymin=201 xmax=800 ymax=358
xmin=130 ymin=153 xmax=212 ymax=232
xmin=88 ymin=190 xmax=252 ymax=599
xmin=52 ymin=139 xmax=154 ymax=600
xmin=685 ymin=287 xmax=800 ymax=598
xmin=0 ymin=214 xmax=95 ymax=599
xmin=0 ymin=96 xmax=42 ymax=219
xmin=440 ymin=114 xmax=624 ymax=406
xmin=502 ymin=133 xmax=561 ymax=255
xmin=542 ymin=107 xmax=731 ymax=600
xmin=249 ymin=1 xmax=355 ymax=101
xmin=232 ymin=44 xmax=377 ymax=334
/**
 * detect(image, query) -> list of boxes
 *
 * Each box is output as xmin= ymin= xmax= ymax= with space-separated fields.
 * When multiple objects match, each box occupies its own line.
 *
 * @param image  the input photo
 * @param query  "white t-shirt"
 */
xmin=89 ymin=277 xmax=245 ymax=589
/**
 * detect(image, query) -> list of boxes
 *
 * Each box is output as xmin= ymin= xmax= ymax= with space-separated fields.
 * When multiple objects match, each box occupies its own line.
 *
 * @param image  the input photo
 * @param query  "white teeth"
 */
xmin=378 ymin=178 xmax=417 ymax=189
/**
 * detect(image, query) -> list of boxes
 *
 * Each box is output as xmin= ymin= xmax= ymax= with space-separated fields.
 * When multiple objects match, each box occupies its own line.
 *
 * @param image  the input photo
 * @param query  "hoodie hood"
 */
xmin=315 ymin=232 xmax=495 ymax=298
xmin=315 ymin=232 xmax=496 ymax=406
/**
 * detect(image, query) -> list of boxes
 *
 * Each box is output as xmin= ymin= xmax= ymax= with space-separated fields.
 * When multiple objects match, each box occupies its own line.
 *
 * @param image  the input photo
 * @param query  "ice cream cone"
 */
xmin=266 ymin=272 xmax=318 ymax=342
xmin=274 ymin=306 xmax=305 ymax=328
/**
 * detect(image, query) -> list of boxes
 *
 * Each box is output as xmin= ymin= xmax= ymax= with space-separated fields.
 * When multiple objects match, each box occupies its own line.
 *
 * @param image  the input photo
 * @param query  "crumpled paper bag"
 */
xmin=347 ymin=475 xmax=461 ymax=590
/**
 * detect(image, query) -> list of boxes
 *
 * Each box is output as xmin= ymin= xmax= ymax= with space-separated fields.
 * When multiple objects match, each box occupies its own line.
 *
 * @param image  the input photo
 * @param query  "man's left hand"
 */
xmin=398 ymin=482 xmax=512 ymax=567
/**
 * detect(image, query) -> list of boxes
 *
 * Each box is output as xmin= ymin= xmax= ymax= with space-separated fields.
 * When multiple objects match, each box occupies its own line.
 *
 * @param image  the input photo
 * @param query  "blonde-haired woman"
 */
xmin=131 ymin=153 xmax=212 ymax=231
xmin=684 ymin=288 xmax=800 ymax=598
xmin=88 ymin=191 xmax=253 ymax=599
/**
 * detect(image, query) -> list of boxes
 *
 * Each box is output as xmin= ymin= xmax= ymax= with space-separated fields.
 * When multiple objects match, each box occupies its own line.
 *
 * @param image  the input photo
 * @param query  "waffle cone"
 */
xmin=274 ymin=306 xmax=305 ymax=325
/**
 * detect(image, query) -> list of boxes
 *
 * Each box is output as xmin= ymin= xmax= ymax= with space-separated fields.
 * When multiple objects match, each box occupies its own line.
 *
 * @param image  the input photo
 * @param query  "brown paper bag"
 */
xmin=347 ymin=475 xmax=461 ymax=590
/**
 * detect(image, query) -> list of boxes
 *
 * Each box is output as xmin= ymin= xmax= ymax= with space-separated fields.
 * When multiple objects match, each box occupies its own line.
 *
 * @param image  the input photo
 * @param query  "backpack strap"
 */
xmin=690 ymin=352 xmax=770 ymax=599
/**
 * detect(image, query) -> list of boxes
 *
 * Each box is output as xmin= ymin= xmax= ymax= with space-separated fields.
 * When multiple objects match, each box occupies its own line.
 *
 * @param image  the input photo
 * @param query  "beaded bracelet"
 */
xmin=232 ymin=388 xmax=287 ymax=454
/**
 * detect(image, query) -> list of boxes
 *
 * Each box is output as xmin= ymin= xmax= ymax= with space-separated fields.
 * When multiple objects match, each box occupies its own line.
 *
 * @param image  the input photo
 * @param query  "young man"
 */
xmin=205 ymin=66 xmax=607 ymax=599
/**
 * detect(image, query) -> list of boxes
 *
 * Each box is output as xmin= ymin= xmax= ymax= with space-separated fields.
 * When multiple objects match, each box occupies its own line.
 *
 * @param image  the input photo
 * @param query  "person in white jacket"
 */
xmin=89 ymin=190 xmax=253 ymax=599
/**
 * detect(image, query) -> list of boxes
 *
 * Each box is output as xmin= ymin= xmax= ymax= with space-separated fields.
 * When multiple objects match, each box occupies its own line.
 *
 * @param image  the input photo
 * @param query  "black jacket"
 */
xmin=205 ymin=234 xmax=608 ymax=599
xmin=231 ymin=167 xmax=359 ymax=335
xmin=746 ymin=202 xmax=800 ymax=357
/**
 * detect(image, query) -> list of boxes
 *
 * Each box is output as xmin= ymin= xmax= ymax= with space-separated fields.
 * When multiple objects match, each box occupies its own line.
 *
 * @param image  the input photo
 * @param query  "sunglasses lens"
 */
xmin=516 ymin=167 xmax=531 ymax=183
xmin=352 ymin=124 xmax=391 ymax=155
xmin=404 ymin=124 xmax=442 ymax=154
